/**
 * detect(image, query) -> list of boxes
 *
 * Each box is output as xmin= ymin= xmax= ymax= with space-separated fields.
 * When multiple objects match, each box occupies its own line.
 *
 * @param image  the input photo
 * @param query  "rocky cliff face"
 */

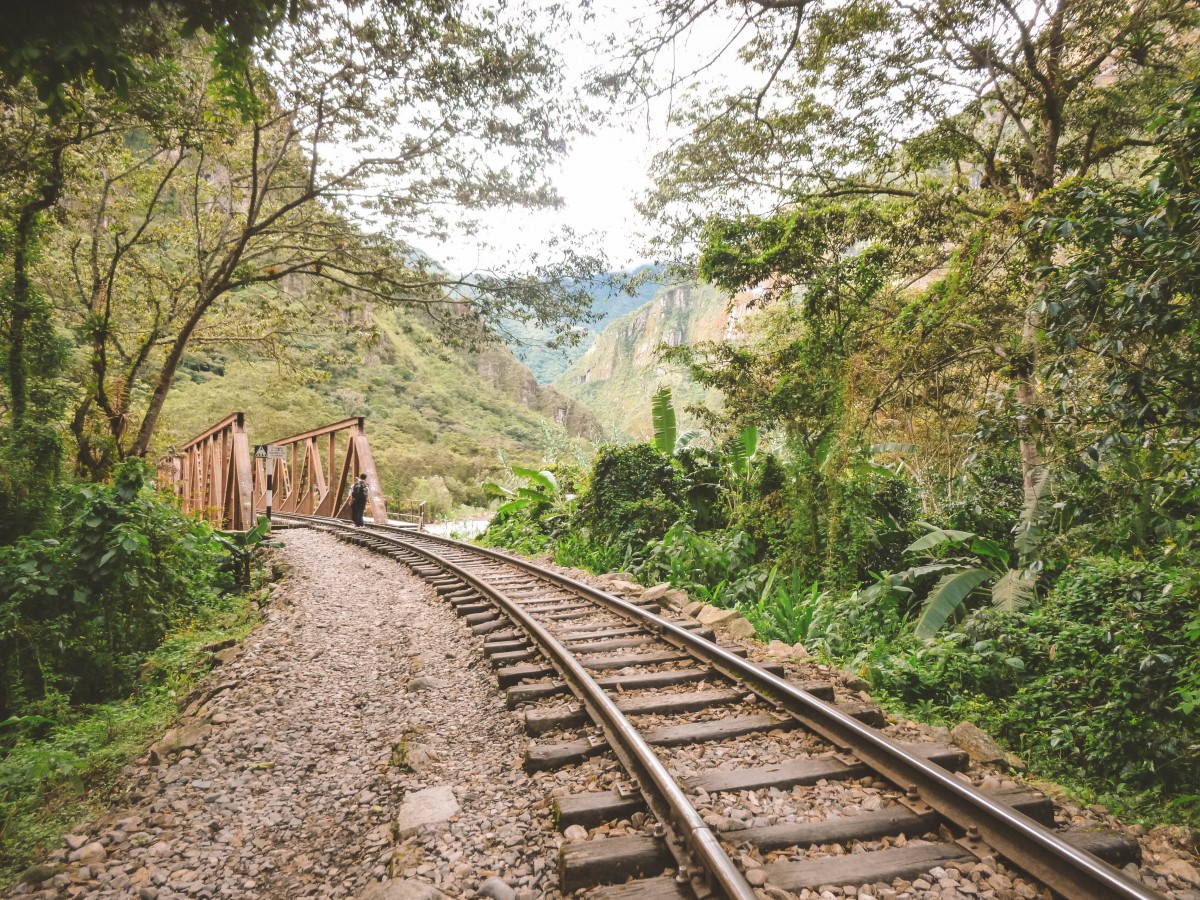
xmin=554 ymin=282 xmax=758 ymax=440
xmin=473 ymin=347 xmax=599 ymax=437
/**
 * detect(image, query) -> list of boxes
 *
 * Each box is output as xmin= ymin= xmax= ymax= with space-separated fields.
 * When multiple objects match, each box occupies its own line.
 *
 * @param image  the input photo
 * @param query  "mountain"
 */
xmin=505 ymin=264 xmax=667 ymax=383
xmin=160 ymin=305 xmax=599 ymax=516
xmin=553 ymin=281 xmax=759 ymax=440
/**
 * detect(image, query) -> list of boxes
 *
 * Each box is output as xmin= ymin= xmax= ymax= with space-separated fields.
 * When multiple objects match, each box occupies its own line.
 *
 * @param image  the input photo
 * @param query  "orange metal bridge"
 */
xmin=158 ymin=414 xmax=388 ymax=530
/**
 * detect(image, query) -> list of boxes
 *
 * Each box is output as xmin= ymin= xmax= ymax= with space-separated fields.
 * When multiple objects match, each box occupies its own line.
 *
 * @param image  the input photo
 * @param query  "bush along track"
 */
xmin=0 ymin=462 xmax=276 ymax=888
xmin=474 ymin=388 xmax=1200 ymax=839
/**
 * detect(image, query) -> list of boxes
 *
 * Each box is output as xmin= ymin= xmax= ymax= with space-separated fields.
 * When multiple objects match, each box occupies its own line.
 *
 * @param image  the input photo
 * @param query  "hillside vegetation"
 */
xmin=505 ymin=265 xmax=666 ymax=384
xmin=554 ymin=281 xmax=751 ymax=439
xmin=163 ymin=306 xmax=598 ymax=517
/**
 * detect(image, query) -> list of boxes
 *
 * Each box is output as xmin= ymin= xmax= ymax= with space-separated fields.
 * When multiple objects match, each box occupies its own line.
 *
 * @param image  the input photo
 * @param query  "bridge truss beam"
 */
xmin=253 ymin=416 xmax=387 ymax=524
xmin=159 ymin=412 xmax=256 ymax=531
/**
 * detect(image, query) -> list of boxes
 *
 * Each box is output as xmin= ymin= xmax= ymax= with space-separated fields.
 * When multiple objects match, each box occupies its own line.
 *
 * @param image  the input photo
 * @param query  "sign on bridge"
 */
xmin=254 ymin=444 xmax=287 ymax=460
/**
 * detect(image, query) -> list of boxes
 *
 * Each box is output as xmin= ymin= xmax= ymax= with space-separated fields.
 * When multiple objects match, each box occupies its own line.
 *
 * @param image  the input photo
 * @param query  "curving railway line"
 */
xmin=279 ymin=515 xmax=1162 ymax=900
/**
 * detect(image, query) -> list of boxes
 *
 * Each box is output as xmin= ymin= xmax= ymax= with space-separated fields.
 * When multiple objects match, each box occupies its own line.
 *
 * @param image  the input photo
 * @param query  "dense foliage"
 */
xmin=480 ymin=77 xmax=1200 ymax=825
xmin=0 ymin=460 xmax=232 ymax=719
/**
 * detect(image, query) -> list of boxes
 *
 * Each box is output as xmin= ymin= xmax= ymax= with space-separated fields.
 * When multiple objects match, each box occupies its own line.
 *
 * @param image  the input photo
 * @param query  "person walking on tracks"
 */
xmin=350 ymin=473 xmax=369 ymax=526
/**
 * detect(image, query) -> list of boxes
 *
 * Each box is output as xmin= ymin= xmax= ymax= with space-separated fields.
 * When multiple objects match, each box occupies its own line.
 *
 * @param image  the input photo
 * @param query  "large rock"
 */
xmin=600 ymin=572 xmax=637 ymax=582
xmin=150 ymin=722 xmax=211 ymax=761
xmin=683 ymin=601 xmax=705 ymax=619
xmin=950 ymin=721 xmax=1008 ymax=765
xmin=696 ymin=606 xmax=740 ymax=627
xmin=406 ymin=676 xmax=444 ymax=693
xmin=840 ymin=671 xmax=870 ymax=692
xmin=640 ymin=583 xmax=672 ymax=603
xmin=77 ymin=842 xmax=107 ymax=865
xmin=662 ymin=589 xmax=689 ymax=609
xmin=478 ymin=877 xmax=516 ymax=900
xmin=395 ymin=786 xmax=459 ymax=837
xmin=19 ymin=864 xmax=63 ymax=885
xmin=356 ymin=880 xmax=448 ymax=900
xmin=725 ymin=617 xmax=756 ymax=639
xmin=212 ymin=646 xmax=241 ymax=667
xmin=764 ymin=640 xmax=792 ymax=659
xmin=608 ymin=580 xmax=642 ymax=595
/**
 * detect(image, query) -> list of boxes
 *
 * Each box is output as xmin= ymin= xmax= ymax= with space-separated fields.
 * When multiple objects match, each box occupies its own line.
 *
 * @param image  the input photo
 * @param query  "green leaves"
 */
xmin=651 ymin=387 xmax=677 ymax=456
xmin=914 ymin=567 xmax=993 ymax=640
xmin=727 ymin=426 xmax=759 ymax=478
xmin=0 ymin=459 xmax=232 ymax=721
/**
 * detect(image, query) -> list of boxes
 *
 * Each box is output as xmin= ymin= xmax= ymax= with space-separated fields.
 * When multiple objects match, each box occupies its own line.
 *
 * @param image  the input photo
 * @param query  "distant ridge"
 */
xmin=553 ymin=280 xmax=759 ymax=440
xmin=504 ymin=264 xmax=669 ymax=383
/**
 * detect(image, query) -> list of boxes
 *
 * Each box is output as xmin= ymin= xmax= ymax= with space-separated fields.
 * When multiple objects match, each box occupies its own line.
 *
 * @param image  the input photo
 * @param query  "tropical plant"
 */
xmin=651 ymin=387 xmax=677 ymax=455
xmin=746 ymin=569 xmax=822 ymax=645
xmin=212 ymin=516 xmax=272 ymax=589
xmin=482 ymin=466 xmax=572 ymax=520
xmin=866 ymin=525 xmax=1036 ymax=640
xmin=651 ymin=386 xmax=701 ymax=455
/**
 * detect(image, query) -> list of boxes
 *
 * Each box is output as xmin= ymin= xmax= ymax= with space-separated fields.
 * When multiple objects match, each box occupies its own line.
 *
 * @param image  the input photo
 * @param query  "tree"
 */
xmin=617 ymin=0 xmax=1199 ymax=494
xmin=0 ymin=0 xmax=294 ymax=117
xmin=1034 ymin=79 xmax=1200 ymax=451
xmin=8 ymin=2 xmax=602 ymax=477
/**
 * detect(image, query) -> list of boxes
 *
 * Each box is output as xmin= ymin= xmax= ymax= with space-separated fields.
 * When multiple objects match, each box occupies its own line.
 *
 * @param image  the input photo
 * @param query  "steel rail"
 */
xmin=296 ymin=517 xmax=756 ymax=900
xmin=287 ymin=516 xmax=1161 ymax=900
xmin=359 ymin=523 xmax=1162 ymax=900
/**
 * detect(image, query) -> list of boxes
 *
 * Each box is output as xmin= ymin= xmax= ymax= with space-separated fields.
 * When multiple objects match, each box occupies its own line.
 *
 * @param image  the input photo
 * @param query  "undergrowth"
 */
xmin=0 ymin=582 xmax=264 ymax=887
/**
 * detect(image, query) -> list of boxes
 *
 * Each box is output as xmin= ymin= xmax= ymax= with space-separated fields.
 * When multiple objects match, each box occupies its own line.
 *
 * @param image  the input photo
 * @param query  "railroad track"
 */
xmin=279 ymin=515 xmax=1161 ymax=900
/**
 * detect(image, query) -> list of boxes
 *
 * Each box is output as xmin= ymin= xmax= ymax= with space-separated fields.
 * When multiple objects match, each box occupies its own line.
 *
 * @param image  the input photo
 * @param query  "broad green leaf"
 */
xmin=511 ymin=466 xmax=554 ymax=492
xmin=651 ymin=387 xmax=677 ymax=455
xmin=991 ymin=568 xmax=1036 ymax=612
xmin=969 ymin=536 xmax=1009 ymax=566
xmin=481 ymin=482 xmax=514 ymax=498
xmin=905 ymin=528 xmax=977 ymax=554
xmin=914 ymin=567 xmax=992 ymax=639
xmin=496 ymin=497 xmax=531 ymax=515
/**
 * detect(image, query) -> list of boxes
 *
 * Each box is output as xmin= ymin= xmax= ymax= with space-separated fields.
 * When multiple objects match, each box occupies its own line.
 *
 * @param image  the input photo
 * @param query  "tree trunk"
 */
xmin=5 ymin=156 xmax=63 ymax=427
xmin=128 ymin=301 xmax=210 ymax=458
xmin=1012 ymin=309 xmax=1041 ymax=496
xmin=8 ymin=208 xmax=35 ymax=425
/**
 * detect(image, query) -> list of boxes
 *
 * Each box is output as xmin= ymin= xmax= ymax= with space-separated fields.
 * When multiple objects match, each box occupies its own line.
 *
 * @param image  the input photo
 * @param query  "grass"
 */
xmin=0 ymin=586 xmax=264 ymax=888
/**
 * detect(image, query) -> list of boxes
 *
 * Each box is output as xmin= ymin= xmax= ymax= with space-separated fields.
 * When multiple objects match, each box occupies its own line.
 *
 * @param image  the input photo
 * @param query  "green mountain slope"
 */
xmin=553 ymin=281 xmax=757 ymax=440
xmin=160 ymin=306 xmax=599 ymax=515
xmin=506 ymin=265 xmax=666 ymax=383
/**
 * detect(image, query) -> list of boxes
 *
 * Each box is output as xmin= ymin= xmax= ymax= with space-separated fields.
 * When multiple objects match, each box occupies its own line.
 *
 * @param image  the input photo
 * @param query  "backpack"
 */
xmin=351 ymin=480 xmax=368 ymax=502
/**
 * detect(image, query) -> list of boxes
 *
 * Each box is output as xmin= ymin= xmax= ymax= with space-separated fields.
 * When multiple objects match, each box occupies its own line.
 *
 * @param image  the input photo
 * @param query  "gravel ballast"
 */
xmin=8 ymin=529 xmax=562 ymax=900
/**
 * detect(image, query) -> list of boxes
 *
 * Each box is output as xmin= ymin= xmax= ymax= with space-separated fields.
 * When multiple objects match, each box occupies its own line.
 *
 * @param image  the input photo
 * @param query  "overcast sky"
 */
xmin=431 ymin=1 xmax=755 ymax=275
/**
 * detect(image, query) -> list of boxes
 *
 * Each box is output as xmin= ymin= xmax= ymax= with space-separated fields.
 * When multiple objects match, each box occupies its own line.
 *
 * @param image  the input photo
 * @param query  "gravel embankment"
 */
xmin=8 ymin=529 xmax=1199 ymax=900
xmin=9 ymin=529 xmax=563 ymax=900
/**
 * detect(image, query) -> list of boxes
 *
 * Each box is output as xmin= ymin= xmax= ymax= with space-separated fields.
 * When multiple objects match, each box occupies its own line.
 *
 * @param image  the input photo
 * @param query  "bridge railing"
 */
xmin=252 ymin=417 xmax=388 ymax=524
xmin=158 ymin=412 xmax=255 ymax=530
xmin=384 ymin=498 xmax=427 ymax=529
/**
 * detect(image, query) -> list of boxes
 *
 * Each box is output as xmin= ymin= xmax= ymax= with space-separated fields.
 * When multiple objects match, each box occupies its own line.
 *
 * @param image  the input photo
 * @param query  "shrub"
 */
xmin=863 ymin=557 xmax=1200 ymax=801
xmin=1002 ymin=558 xmax=1199 ymax=793
xmin=0 ymin=460 xmax=228 ymax=717
xmin=576 ymin=444 xmax=687 ymax=548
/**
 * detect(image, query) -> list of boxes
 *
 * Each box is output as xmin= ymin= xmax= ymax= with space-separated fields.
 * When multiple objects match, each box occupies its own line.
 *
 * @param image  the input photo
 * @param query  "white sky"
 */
xmin=437 ymin=121 xmax=659 ymax=274
xmin=432 ymin=1 xmax=756 ymax=274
